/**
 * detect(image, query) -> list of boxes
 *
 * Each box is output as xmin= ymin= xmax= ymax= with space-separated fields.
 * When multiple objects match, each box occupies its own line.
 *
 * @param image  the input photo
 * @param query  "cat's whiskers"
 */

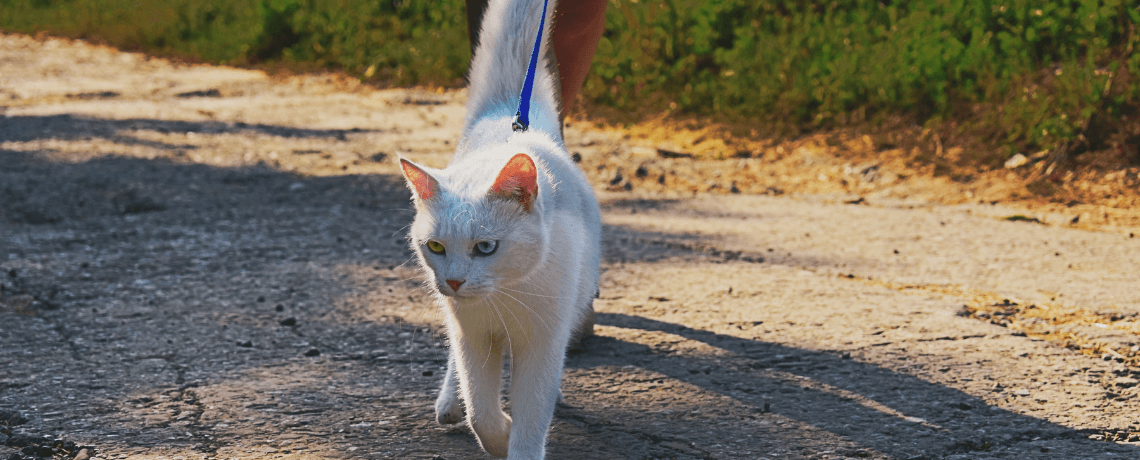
xmin=485 ymin=275 xmax=575 ymax=301
xmin=490 ymin=294 xmax=544 ymax=366
xmin=484 ymin=296 xmax=514 ymax=371
xmin=476 ymin=297 xmax=494 ymax=371
xmin=480 ymin=277 xmax=561 ymax=333
xmin=493 ymin=288 xmax=552 ymax=337
xmin=405 ymin=276 xmax=435 ymax=301
xmin=496 ymin=285 xmax=574 ymax=299
xmin=391 ymin=222 xmax=415 ymax=239
xmin=495 ymin=292 xmax=536 ymax=345
xmin=367 ymin=255 xmax=435 ymax=328
xmin=393 ymin=255 xmax=423 ymax=276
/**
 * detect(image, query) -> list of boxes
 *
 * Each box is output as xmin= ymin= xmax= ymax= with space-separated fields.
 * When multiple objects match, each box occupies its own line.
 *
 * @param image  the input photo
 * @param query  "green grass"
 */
xmin=588 ymin=1 xmax=1139 ymax=155
xmin=2 ymin=0 xmax=1138 ymax=166
xmin=0 ymin=0 xmax=471 ymax=85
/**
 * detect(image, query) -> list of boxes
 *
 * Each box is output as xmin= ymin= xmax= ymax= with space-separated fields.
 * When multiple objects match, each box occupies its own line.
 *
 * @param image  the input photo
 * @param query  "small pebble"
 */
xmin=304 ymin=348 xmax=320 ymax=357
xmin=275 ymin=304 xmax=284 ymax=312
xmin=1004 ymin=153 xmax=1028 ymax=169
xmin=280 ymin=317 xmax=297 ymax=326
xmin=75 ymin=448 xmax=91 ymax=460
xmin=609 ymin=170 xmax=623 ymax=186
xmin=237 ymin=340 xmax=253 ymax=348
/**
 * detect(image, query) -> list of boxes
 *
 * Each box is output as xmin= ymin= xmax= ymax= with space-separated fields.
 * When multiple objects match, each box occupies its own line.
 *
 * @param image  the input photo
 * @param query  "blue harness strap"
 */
xmin=512 ymin=0 xmax=550 ymax=132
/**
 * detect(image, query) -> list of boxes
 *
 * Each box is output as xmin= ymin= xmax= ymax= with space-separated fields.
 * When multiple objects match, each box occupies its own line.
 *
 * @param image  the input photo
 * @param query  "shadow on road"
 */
xmin=0 ymin=114 xmax=379 ymax=147
xmin=1 ymin=128 xmax=1134 ymax=459
xmin=558 ymin=313 xmax=1135 ymax=458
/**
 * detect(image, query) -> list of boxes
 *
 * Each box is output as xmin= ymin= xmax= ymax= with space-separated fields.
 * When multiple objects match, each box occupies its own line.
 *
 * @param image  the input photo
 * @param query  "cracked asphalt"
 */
xmin=2 ymin=33 xmax=1140 ymax=459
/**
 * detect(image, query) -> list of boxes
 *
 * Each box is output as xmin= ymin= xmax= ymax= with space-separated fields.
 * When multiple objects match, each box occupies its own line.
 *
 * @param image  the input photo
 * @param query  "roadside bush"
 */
xmin=2 ymin=0 xmax=1137 ymax=163
xmin=0 ymin=0 xmax=469 ymax=86
xmin=588 ymin=0 xmax=1139 ymax=156
xmin=0 ymin=0 xmax=265 ymax=63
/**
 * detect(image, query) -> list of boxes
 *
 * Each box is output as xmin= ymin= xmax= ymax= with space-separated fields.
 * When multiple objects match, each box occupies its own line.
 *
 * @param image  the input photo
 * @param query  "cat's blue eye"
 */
xmin=474 ymin=240 xmax=498 ymax=256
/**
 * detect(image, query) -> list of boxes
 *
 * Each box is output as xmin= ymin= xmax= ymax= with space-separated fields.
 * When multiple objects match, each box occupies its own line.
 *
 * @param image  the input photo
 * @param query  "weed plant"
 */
xmin=2 ymin=0 xmax=1137 ymax=166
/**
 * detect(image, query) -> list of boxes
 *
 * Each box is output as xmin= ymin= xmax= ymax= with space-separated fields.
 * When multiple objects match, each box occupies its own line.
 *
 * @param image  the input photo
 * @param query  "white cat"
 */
xmin=396 ymin=0 xmax=601 ymax=458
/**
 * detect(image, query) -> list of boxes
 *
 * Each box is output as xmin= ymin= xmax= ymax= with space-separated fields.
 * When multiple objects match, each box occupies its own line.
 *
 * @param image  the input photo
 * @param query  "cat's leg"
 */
xmin=505 ymin=338 xmax=565 ymax=459
xmin=458 ymin=332 xmax=512 ymax=458
xmin=566 ymin=297 xmax=595 ymax=352
xmin=435 ymin=351 xmax=464 ymax=424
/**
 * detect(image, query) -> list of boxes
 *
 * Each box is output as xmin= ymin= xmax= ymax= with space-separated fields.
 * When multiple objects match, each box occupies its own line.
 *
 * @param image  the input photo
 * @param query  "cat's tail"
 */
xmin=463 ymin=0 xmax=562 ymax=139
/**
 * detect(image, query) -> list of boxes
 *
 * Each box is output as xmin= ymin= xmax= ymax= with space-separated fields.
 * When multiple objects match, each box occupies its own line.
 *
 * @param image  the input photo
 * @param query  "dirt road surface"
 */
xmin=2 ymin=33 xmax=1139 ymax=460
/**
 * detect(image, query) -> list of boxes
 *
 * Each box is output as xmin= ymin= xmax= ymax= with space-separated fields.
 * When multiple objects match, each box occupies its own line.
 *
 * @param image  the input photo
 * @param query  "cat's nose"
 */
xmin=446 ymin=279 xmax=465 ymax=292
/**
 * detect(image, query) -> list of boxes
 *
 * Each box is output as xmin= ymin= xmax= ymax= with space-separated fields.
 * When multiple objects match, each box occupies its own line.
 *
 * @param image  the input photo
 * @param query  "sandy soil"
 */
xmin=2 ymin=33 xmax=1139 ymax=460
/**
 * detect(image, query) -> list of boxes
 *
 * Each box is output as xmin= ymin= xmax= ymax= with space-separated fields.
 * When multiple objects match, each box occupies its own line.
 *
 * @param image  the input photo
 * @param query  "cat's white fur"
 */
xmin=397 ymin=0 xmax=601 ymax=458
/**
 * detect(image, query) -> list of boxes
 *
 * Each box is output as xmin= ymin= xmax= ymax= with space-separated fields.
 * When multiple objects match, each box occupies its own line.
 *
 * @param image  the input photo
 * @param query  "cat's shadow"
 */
xmin=554 ymin=312 xmax=1130 ymax=458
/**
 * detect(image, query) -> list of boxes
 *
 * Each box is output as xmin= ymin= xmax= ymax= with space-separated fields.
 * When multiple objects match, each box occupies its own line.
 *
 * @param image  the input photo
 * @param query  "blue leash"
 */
xmin=512 ymin=0 xmax=550 ymax=132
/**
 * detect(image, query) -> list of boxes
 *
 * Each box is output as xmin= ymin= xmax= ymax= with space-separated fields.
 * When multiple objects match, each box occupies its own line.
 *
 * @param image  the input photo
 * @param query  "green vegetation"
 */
xmin=2 ymin=0 xmax=1138 ymax=166
xmin=590 ymin=0 xmax=1138 ymax=164
xmin=0 ymin=0 xmax=470 ymax=85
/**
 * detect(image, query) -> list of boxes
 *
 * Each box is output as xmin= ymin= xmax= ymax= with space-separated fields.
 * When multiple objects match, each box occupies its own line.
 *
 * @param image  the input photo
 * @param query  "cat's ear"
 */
xmin=489 ymin=153 xmax=538 ymax=212
xmin=399 ymin=158 xmax=439 ymax=201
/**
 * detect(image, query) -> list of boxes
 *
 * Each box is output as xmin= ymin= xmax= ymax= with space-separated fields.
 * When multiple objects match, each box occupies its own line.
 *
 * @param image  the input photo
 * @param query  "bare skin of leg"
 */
xmin=466 ymin=0 xmax=608 ymax=114
xmin=550 ymin=0 xmax=607 ymax=112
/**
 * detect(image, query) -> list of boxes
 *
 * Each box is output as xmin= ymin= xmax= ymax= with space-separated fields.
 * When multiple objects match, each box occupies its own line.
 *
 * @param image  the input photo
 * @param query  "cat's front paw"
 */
xmin=472 ymin=413 xmax=512 ymax=458
xmin=435 ymin=393 xmax=465 ymax=425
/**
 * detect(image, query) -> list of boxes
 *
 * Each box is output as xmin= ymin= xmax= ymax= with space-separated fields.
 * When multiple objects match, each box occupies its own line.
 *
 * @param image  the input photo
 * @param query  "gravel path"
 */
xmin=2 ymin=33 xmax=1138 ymax=459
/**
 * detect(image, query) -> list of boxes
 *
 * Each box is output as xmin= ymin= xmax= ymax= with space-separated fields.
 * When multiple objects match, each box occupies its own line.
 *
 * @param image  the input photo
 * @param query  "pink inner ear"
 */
xmin=400 ymin=159 xmax=437 ymax=200
xmin=490 ymin=153 xmax=538 ymax=211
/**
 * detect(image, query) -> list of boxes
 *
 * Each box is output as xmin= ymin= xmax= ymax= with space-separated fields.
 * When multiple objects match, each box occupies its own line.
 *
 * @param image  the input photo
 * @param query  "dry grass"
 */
xmin=569 ymin=105 xmax=1140 ymax=231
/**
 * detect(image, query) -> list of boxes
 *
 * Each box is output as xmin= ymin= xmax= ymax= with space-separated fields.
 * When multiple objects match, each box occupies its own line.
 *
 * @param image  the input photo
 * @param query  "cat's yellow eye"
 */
xmin=426 ymin=241 xmax=446 ymax=254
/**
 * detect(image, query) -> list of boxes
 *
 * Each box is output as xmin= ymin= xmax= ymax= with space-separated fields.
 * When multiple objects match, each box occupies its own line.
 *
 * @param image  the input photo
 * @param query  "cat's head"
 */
xmin=399 ymin=153 xmax=547 ymax=299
